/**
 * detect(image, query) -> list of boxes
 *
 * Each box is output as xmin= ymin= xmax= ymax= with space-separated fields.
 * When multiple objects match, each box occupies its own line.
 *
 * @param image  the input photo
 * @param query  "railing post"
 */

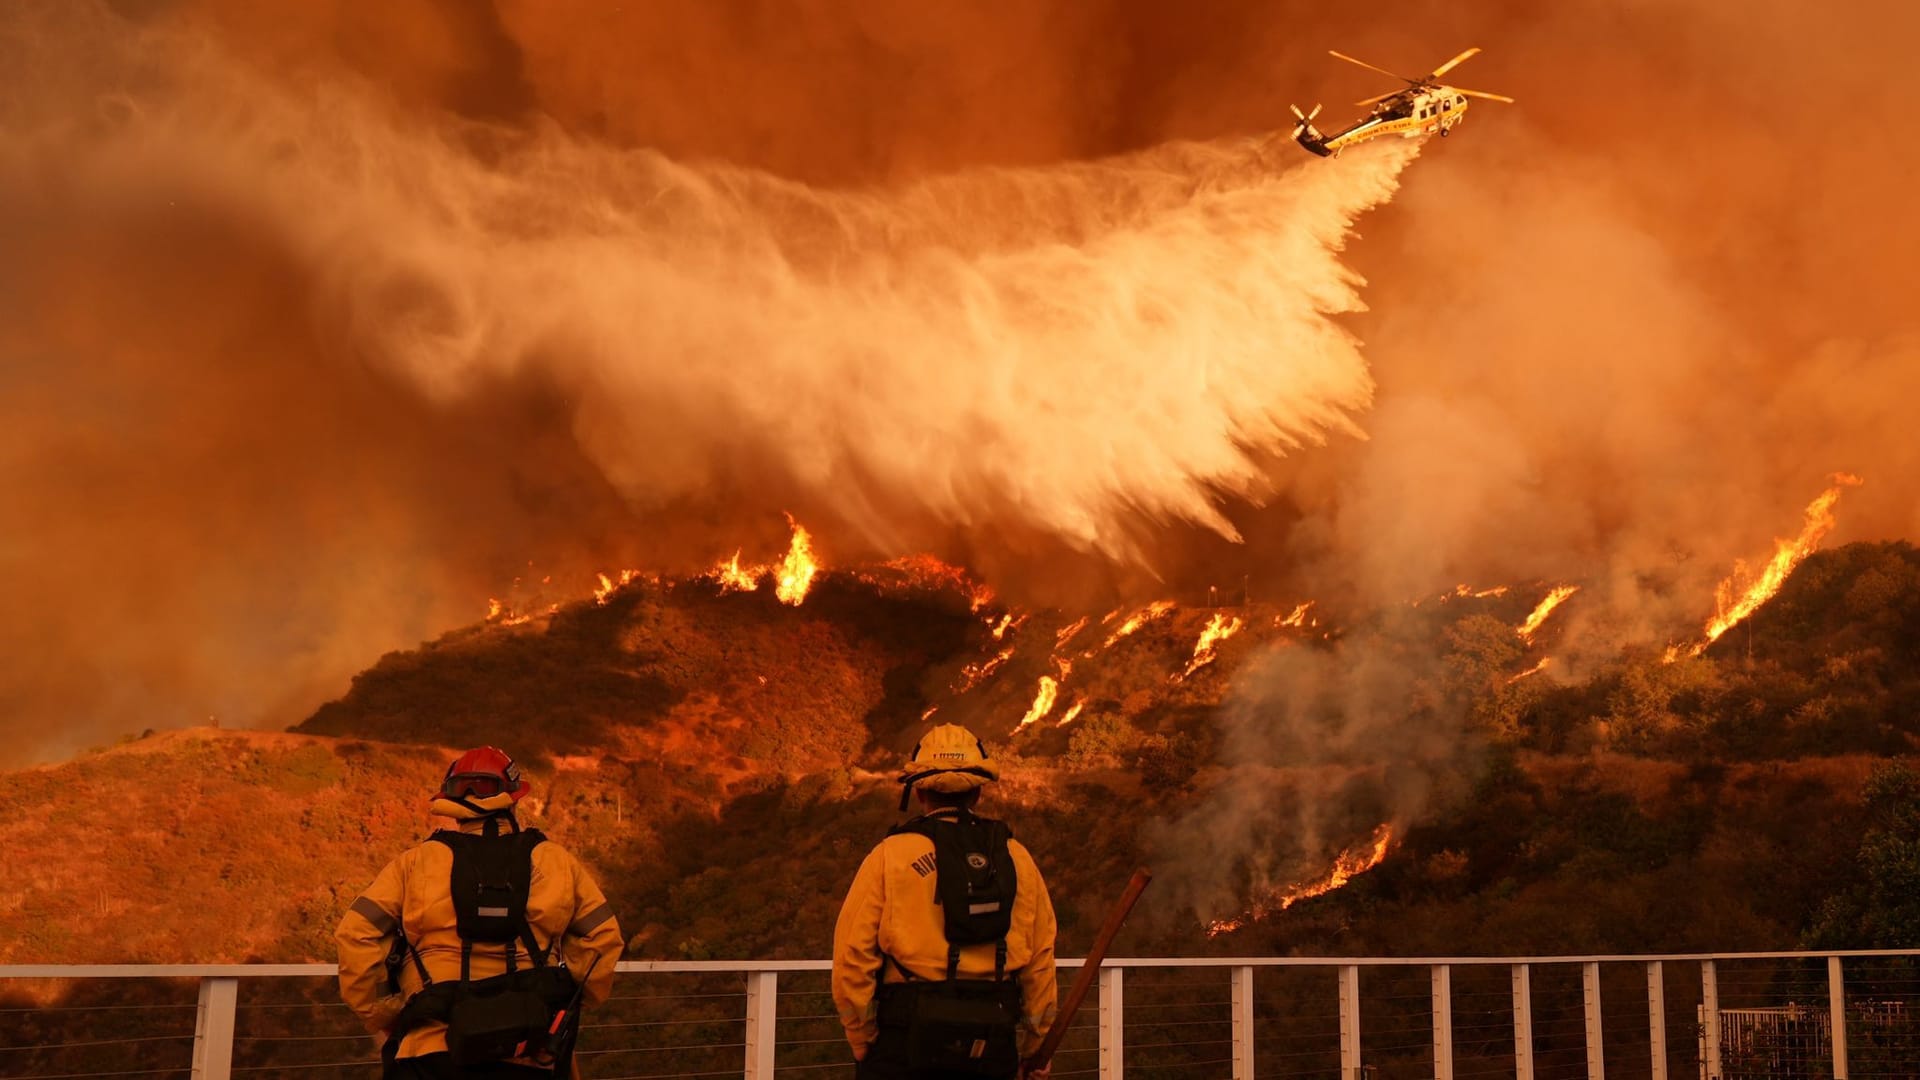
xmin=1431 ymin=964 xmax=1454 ymax=1080
xmin=1338 ymin=964 xmax=1361 ymax=1080
xmin=1649 ymin=960 xmax=1668 ymax=1080
xmin=1099 ymin=965 xmax=1125 ymax=1080
xmin=1701 ymin=960 xmax=1722 ymax=1080
xmin=1231 ymin=965 xmax=1255 ymax=1080
xmin=191 ymin=976 xmax=237 ymax=1080
xmin=1829 ymin=954 xmax=1849 ymax=1080
xmin=1582 ymin=961 xmax=1605 ymax=1080
xmin=744 ymin=970 xmax=777 ymax=1080
xmin=1512 ymin=963 xmax=1534 ymax=1080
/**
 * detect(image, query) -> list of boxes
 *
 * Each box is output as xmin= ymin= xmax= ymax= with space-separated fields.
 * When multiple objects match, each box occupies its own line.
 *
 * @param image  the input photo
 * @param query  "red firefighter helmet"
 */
xmin=439 ymin=746 xmax=531 ymax=804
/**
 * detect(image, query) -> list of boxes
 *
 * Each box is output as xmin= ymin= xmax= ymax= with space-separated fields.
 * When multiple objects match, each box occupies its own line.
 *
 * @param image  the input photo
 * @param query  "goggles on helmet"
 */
xmin=443 ymin=772 xmax=509 ymax=800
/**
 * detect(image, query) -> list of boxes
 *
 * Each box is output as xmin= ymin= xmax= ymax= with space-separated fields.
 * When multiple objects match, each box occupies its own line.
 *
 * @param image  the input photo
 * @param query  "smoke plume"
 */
xmin=5 ymin=0 xmax=1920 ymax=774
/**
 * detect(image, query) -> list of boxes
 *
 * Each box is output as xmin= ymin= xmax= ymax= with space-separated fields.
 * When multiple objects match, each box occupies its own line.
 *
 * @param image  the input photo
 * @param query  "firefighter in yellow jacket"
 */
xmin=833 ymin=724 xmax=1058 ymax=1079
xmin=337 ymin=747 xmax=623 ymax=1079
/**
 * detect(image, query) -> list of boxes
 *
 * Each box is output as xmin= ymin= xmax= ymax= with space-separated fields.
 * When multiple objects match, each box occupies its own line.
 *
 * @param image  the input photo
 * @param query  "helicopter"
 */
xmin=1291 ymin=47 xmax=1513 ymax=157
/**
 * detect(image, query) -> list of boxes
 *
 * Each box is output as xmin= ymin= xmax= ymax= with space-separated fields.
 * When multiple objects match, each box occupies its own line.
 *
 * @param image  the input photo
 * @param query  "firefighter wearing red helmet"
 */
xmin=832 ymin=724 xmax=1059 ymax=1079
xmin=336 ymin=747 xmax=623 ymax=1079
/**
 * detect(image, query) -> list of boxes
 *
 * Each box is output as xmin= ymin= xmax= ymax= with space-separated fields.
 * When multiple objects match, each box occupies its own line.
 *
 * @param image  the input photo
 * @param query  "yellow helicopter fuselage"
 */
xmin=1299 ymin=89 xmax=1471 ymax=157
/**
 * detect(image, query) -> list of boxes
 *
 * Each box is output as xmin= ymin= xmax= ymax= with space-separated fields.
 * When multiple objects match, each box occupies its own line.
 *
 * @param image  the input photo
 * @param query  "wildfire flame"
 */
xmin=486 ymin=598 xmax=503 ymax=621
xmin=1177 ymin=612 xmax=1244 ymax=680
xmin=1517 ymin=585 xmax=1579 ymax=643
xmin=1276 ymin=601 xmax=1315 ymax=629
xmin=706 ymin=516 xmax=819 ymax=605
xmin=1016 ymin=676 xmax=1059 ymax=729
xmin=1057 ymin=699 xmax=1085 ymax=726
xmin=1686 ymin=473 xmax=1864 ymax=657
xmin=1506 ymin=657 xmax=1552 ymax=684
xmin=773 ymin=517 xmax=818 ymax=605
xmin=1206 ymin=824 xmax=1394 ymax=936
xmin=1103 ymin=601 xmax=1176 ymax=648
xmin=1452 ymin=584 xmax=1509 ymax=600
xmin=955 ymin=646 xmax=1015 ymax=693
xmin=712 ymin=550 xmax=761 ymax=593
xmin=1054 ymin=616 xmax=1089 ymax=648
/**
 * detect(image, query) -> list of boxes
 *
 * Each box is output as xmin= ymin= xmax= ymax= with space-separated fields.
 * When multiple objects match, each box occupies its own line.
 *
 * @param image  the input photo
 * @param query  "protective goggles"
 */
xmin=443 ymin=772 xmax=511 ymax=800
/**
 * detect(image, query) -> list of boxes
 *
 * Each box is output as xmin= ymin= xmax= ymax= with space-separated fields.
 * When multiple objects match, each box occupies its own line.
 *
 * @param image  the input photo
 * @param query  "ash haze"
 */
xmin=3 ymin=0 xmax=1919 ymax=766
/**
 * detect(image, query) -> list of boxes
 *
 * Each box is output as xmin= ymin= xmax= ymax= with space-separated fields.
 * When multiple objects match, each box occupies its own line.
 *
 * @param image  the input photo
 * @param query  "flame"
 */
xmin=1517 ymin=585 xmax=1579 ymax=643
xmin=858 ymin=554 xmax=996 ymax=609
xmin=1016 ymin=676 xmax=1059 ymax=729
xmin=1506 ymin=657 xmax=1552 ymax=684
xmin=773 ymin=517 xmax=818 ymax=605
xmin=593 ymin=570 xmax=642 ymax=605
xmin=1687 ymin=473 xmax=1863 ymax=656
xmin=920 ymin=705 xmax=939 ymax=722
xmin=1206 ymin=824 xmax=1394 ymax=936
xmin=1177 ymin=612 xmax=1243 ymax=679
xmin=711 ymin=550 xmax=762 ymax=593
xmin=706 ymin=516 xmax=819 ymax=603
xmin=1450 ymin=584 xmax=1509 ymax=600
xmin=1054 ymin=616 xmax=1089 ymax=648
xmin=955 ymin=646 xmax=1015 ymax=693
xmin=1057 ymin=699 xmax=1085 ymax=726
xmin=486 ymin=598 xmax=503 ymax=621
xmin=1103 ymin=601 xmax=1176 ymax=648
xmin=1276 ymin=601 xmax=1314 ymax=629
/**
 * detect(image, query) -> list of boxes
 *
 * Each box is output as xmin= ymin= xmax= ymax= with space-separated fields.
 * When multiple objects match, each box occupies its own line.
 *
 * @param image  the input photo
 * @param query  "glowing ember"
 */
xmin=1276 ymin=601 xmax=1314 ymax=628
xmin=1688 ymin=473 xmax=1863 ymax=657
xmin=863 ymin=554 xmax=996 ymax=610
xmin=1016 ymin=676 xmax=1059 ymax=729
xmin=920 ymin=705 xmax=939 ymax=722
xmin=1506 ymin=657 xmax=1551 ymax=684
xmin=1177 ymin=612 xmax=1244 ymax=679
xmin=1103 ymin=601 xmax=1176 ymax=648
xmin=1206 ymin=824 xmax=1394 ymax=936
xmin=1054 ymin=617 xmax=1089 ymax=648
xmin=1517 ymin=585 xmax=1579 ymax=643
xmin=1450 ymin=584 xmax=1509 ymax=600
xmin=1057 ymin=700 xmax=1086 ymax=726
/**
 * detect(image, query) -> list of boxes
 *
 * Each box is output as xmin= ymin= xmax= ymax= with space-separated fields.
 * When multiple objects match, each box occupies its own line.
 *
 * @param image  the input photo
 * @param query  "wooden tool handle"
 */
xmin=1022 ymin=868 xmax=1153 ymax=1074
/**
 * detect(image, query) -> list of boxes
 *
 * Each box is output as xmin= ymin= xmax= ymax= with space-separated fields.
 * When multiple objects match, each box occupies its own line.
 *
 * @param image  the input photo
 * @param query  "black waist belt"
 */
xmin=876 ymin=978 xmax=1022 ymax=1028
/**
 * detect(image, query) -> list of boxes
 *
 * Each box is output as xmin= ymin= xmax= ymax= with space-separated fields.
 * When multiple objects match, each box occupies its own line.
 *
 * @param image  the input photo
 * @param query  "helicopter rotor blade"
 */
xmin=1426 ymin=47 xmax=1481 ymax=80
xmin=1454 ymin=87 xmax=1516 ymax=103
xmin=1353 ymin=90 xmax=1401 ymax=107
xmin=1329 ymin=50 xmax=1416 ymax=84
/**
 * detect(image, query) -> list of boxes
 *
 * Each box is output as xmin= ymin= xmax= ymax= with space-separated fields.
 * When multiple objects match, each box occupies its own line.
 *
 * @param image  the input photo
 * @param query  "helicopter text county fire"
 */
xmin=1292 ymin=47 xmax=1513 ymax=157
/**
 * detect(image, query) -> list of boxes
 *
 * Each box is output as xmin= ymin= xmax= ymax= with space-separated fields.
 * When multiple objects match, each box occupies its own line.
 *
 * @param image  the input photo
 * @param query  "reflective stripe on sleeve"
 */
xmin=350 ymin=895 xmax=398 ymax=935
xmin=568 ymin=902 xmax=615 ymax=936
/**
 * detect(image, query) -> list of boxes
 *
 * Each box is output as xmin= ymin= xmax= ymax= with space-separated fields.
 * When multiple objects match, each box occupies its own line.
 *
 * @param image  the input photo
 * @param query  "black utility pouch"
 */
xmin=904 ymin=980 xmax=1023 ymax=1076
xmin=445 ymin=986 xmax=554 ymax=1065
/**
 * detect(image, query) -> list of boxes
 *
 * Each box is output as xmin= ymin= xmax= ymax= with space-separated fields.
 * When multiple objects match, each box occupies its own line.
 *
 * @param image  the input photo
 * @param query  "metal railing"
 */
xmin=4 ymin=950 xmax=1919 ymax=1079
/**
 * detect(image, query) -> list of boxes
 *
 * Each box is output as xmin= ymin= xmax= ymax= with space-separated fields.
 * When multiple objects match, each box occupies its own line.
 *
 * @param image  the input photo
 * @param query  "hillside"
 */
xmin=5 ymin=542 xmax=1918 ymax=970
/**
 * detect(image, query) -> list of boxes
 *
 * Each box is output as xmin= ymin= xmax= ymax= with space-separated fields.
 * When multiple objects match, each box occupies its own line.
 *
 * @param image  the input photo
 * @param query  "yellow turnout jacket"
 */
xmin=336 ymin=814 xmax=622 ymax=1062
xmin=832 ymin=808 xmax=1059 ymax=1059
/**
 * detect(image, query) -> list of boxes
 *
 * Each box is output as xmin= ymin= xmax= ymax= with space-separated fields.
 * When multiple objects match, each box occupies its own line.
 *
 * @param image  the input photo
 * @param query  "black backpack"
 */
xmin=882 ymin=810 xmax=1024 ymax=1074
xmin=387 ymin=827 xmax=582 ymax=1067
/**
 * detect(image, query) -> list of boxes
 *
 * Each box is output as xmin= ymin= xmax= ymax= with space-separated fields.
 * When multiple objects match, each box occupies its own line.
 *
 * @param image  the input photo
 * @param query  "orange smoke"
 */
xmin=1207 ymin=824 xmax=1394 ymax=935
xmin=1687 ymin=474 xmax=1863 ymax=656
xmin=1517 ymin=585 xmax=1579 ymax=643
